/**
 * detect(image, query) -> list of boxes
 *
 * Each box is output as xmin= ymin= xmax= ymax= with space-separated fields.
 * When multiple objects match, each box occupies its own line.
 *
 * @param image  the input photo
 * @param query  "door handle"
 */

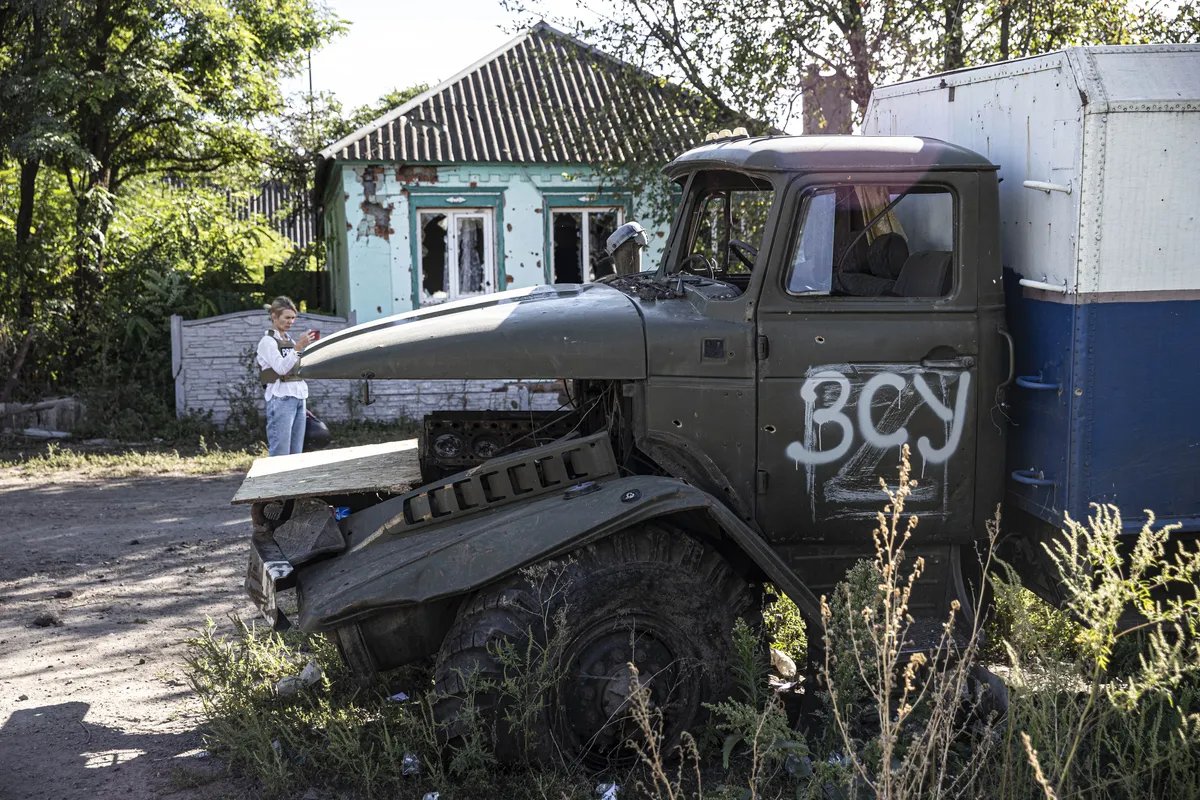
xmin=1015 ymin=373 xmax=1061 ymax=391
xmin=920 ymin=355 xmax=975 ymax=369
xmin=998 ymin=327 xmax=1015 ymax=388
xmin=1011 ymin=468 xmax=1055 ymax=488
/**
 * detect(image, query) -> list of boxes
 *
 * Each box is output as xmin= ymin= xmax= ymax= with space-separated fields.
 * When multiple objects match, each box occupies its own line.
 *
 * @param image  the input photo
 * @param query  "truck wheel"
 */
xmin=432 ymin=522 xmax=759 ymax=767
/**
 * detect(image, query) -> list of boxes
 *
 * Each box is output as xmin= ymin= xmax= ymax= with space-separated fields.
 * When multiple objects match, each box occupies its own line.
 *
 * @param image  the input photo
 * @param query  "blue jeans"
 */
xmin=266 ymin=396 xmax=306 ymax=456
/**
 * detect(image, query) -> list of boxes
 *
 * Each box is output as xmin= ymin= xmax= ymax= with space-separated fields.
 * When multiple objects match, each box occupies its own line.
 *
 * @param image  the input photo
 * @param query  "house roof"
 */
xmin=319 ymin=22 xmax=716 ymax=165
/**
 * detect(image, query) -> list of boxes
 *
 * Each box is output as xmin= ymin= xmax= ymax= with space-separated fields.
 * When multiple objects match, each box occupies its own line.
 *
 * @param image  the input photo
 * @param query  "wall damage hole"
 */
xmin=815 ymin=335 xmax=826 ymax=344
xmin=764 ymin=424 xmax=777 ymax=433
xmin=396 ymin=165 xmax=438 ymax=184
xmin=672 ymin=419 xmax=683 ymax=428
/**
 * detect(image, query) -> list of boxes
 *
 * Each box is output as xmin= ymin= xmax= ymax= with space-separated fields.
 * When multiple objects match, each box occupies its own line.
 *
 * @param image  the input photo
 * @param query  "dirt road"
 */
xmin=0 ymin=471 xmax=258 ymax=800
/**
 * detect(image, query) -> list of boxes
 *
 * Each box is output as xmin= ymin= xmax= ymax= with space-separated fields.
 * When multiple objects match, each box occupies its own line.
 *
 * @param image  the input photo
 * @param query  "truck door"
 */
xmin=754 ymin=175 xmax=983 ymax=560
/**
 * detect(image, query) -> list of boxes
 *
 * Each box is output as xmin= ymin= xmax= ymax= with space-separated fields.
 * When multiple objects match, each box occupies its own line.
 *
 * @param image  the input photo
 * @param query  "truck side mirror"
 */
xmin=606 ymin=221 xmax=648 ymax=276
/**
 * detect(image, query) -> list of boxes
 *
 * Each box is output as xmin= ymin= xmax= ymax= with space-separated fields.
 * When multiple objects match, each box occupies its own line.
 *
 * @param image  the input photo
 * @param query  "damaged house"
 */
xmin=314 ymin=21 xmax=717 ymax=319
xmin=172 ymin=22 xmax=729 ymax=425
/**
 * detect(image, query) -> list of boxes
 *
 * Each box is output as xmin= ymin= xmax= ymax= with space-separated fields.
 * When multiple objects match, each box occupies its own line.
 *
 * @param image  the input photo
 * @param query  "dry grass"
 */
xmin=0 ymin=440 xmax=258 ymax=477
xmin=0 ymin=419 xmax=419 ymax=478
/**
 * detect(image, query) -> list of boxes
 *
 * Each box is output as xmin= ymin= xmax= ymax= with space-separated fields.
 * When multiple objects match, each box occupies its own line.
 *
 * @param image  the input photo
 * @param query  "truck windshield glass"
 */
xmin=683 ymin=174 xmax=773 ymax=277
xmin=786 ymin=184 xmax=954 ymax=298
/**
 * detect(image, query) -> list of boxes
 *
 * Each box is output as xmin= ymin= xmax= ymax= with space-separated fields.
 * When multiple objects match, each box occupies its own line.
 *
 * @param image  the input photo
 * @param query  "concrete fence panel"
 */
xmin=170 ymin=310 xmax=561 ymax=426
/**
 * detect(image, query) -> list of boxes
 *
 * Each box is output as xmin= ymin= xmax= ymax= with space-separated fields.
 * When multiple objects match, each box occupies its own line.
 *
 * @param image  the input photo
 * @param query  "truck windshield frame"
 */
xmin=664 ymin=169 xmax=778 ymax=280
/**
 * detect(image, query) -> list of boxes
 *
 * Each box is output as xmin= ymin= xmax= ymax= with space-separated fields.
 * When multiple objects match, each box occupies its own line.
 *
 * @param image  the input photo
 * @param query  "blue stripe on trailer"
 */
xmin=1004 ymin=270 xmax=1200 ymax=534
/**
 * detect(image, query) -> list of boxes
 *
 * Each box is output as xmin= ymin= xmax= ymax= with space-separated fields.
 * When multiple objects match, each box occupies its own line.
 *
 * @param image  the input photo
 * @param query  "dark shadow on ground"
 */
xmin=0 ymin=701 xmax=240 ymax=800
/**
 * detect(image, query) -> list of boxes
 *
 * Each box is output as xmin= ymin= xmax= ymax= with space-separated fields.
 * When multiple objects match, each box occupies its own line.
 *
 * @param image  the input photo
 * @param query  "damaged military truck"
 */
xmin=241 ymin=132 xmax=1005 ymax=766
xmin=238 ymin=44 xmax=1200 ymax=767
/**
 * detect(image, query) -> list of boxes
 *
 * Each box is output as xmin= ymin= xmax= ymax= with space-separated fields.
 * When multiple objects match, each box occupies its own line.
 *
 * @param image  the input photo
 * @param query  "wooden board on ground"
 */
xmin=232 ymin=438 xmax=422 ymax=505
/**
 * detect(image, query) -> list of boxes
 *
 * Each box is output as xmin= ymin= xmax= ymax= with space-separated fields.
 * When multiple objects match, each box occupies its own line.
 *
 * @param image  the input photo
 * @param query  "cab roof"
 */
xmin=663 ymin=135 xmax=997 ymax=177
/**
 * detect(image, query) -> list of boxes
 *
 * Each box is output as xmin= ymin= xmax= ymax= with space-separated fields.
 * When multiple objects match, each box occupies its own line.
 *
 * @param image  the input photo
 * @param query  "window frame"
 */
xmin=781 ymin=179 xmax=961 ymax=302
xmin=540 ymin=189 xmax=633 ymax=284
xmin=677 ymin=173 xmax=775 ymax=277
xmin=548 ymin=205 xmax=625 ymax=283
xmin=407 ymin=189 xmax=504 ymax=308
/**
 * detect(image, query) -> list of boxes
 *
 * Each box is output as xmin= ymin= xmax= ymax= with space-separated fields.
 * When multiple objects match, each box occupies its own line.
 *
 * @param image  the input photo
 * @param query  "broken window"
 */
xmin=551 ymin=208 xmax=622 ymax=283
xmin=418 ymin=209 xmax=495 ymax=305
xmin=679 ymin=171 xmax=774 ymax=280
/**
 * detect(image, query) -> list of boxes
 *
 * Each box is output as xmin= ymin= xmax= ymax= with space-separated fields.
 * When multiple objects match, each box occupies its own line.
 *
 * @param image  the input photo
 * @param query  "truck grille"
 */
xmin=384 ymin=431 xmax=618 ymax=534
xmin=419 ymin=411 xmax=578 ymax=481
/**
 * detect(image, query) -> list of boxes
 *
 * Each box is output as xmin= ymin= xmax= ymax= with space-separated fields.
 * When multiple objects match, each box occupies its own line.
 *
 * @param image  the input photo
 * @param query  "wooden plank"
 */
xmin=232 ymin=439 xmax=423 ymax=505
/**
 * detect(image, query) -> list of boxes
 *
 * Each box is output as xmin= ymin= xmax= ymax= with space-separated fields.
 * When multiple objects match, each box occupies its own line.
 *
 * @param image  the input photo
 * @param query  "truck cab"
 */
xmin=628 ymin=134 xmax=1009 ymax=611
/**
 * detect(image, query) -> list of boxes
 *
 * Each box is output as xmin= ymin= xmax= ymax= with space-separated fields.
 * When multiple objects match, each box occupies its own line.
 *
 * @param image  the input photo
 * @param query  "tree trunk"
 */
xmin=16 ymin=158 xmax=38 ymax=246
xmin=842 ymin=0 xmax=875 ymax=123
xmin=71 ymin=182 xmax=110 ymax=320
xmin=943 ymin=0 xmax=965 ymax=71
xmin=0 ymin=331 xmax=35 ymax=404
xmin=2 ymin=159 xmax=42 ymax=404
xmin=1000 ymin=1 xmax=1012 ymax=60
xmin=802 ymin=66 xmax=855 ymax=134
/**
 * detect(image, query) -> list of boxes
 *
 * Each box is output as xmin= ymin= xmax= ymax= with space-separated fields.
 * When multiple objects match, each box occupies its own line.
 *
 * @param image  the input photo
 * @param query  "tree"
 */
xmin=505 ymin=0 xmax=940 ymax=134
xmin=0 ymin=1 xmax=83 ymax=400
xmin=0 ymin=0 xmax=342 ymax=403
xmin=507 ymin=0 xmax=1199 ymax=134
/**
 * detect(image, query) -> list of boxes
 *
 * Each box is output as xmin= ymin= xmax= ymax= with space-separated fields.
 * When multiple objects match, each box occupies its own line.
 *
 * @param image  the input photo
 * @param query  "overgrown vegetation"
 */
xmin=0 ymin=0 xmax=342 ymax=412
xmin=0 ymin=2 xmax=432 ymax=441
xmin=183 ymin=448 xmax=1200 ymax=800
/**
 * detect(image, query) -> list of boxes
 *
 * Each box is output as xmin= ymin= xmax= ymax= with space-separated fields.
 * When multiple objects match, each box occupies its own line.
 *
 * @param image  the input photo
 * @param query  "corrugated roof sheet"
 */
xmin=320 ymin=22 xmax=715 ymax=164
xmin=165 ymin=177 xmax=315 ymax=248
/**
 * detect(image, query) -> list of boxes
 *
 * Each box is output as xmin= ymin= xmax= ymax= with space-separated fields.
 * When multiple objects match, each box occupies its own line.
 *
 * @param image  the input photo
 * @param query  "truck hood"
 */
xmin=298 ymin=284 xmax=647 ymax=380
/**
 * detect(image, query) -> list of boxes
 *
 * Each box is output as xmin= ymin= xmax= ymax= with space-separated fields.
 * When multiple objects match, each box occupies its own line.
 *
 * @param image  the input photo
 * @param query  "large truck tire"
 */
xmin=432 ymin=522 xmax=760 ymax=767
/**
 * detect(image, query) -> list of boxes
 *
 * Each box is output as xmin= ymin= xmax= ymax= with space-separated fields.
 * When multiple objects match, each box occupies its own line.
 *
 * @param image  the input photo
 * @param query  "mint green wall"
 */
xmin=321 ymin=171 xmax=351 ymax=319
xmin=326 ymin=162 xmax=670 ymax=323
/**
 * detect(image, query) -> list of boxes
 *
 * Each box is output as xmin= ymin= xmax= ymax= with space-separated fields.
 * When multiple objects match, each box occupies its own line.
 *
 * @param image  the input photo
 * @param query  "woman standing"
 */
xmin=257 ymin=296 xmax=317 ymax=456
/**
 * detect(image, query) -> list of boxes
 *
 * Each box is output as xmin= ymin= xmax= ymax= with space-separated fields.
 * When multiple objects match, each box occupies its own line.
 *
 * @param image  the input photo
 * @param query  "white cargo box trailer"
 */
xmin=864 ymin=45 xmax=1200 ymax=536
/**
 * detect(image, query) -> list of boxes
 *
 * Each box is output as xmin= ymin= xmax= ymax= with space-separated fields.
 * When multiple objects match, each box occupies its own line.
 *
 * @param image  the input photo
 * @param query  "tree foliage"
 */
xmin=498 ymin=0 xmax=1196 ymax=231
xmin=508 ymin=0 xmax=1199 ymax=133
xmin=0 ymin=0 xmax=342 ymax=415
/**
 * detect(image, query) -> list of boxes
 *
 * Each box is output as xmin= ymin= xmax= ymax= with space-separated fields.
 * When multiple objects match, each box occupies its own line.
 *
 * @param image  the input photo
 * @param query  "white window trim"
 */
xmin=418 ymin=208 xmax=496 ymax=306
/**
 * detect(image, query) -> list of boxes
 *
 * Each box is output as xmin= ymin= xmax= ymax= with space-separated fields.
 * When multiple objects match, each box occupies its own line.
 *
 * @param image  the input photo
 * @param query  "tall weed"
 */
xmin=818 ymin=444 xmax=999 ymax=800
xmin=985 ymin=505 xmax=1200 ymax=800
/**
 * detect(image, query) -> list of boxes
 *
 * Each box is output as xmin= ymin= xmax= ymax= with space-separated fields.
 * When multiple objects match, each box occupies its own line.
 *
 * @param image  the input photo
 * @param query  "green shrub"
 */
xmin=983 ymin=506 xmax=1200 ymax=800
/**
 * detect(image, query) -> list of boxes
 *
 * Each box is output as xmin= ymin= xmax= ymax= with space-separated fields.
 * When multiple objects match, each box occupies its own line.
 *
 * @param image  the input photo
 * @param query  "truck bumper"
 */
xmin=244 ymin=533 xmax=297 ymax=630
